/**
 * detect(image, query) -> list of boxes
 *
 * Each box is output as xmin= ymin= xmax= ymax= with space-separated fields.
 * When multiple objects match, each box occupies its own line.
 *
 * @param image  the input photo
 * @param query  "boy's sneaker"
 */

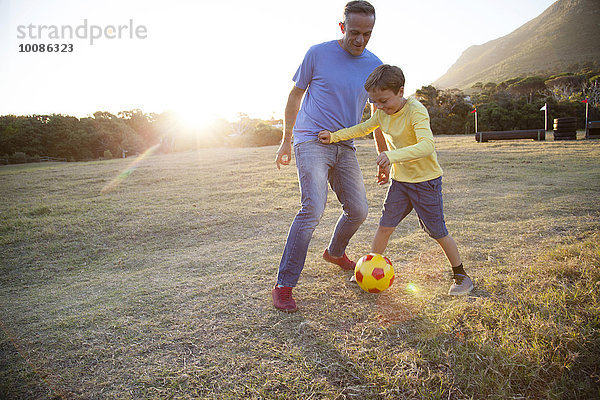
xmin=272 ymin=285 xmax=298 ymax=313
xmin=448 ymin=274 xmax=473 ymax=296
xmin=323 ymin=249 xmax=356 ymax=271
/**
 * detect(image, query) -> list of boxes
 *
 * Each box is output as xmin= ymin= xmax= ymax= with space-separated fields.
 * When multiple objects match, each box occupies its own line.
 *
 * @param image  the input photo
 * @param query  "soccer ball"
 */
xmin=354 ymin=253 xmax=395 ymax=293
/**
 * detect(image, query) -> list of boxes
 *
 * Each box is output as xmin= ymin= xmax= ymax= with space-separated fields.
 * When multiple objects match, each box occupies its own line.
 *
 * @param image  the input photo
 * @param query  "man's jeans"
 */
xmin=277 ymin=140 xmax=368 ymax=287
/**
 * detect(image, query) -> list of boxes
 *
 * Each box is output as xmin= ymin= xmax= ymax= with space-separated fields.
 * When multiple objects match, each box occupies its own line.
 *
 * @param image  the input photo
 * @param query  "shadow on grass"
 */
xmin=262 ymin=275 xmax=459 ymax=399
xmin=0 ymin=321 xmax=63 ymax=400
xmin=266 ymin=311 xmax=384 ymax=399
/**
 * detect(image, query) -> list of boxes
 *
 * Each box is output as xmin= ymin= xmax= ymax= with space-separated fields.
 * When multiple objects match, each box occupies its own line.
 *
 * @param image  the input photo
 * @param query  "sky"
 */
xmin=0 ymin=0 xmax=557 ymax=124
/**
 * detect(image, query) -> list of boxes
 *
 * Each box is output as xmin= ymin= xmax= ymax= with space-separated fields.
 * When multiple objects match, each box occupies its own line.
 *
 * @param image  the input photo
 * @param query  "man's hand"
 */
xmin=275 ymin=140 xmax=292 ymax=169
xmin=318 ymin=130 xmax=332 ymax=144
xmin=377 ymin=164 xmax=390 ymax=185
xmin=376 ymin=152 xmax=391 ymax=170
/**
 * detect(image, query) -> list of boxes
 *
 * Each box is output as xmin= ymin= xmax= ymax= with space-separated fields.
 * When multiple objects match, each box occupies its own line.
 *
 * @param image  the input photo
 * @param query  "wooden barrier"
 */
xmin=475 ymin=129 xmax=545 ymax=142
xmin=586 ymin=121 xmax=600 ymax=139
xmin=39 ymin=156 xmax=68 ymax=162
xmin=554 ymin=117 xmax=577 ymax=141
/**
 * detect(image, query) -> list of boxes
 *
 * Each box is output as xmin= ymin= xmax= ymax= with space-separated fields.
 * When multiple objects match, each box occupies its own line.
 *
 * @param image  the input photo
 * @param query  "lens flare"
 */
xmin=406 ymin=283 xmax=419 ymax=293
xmin=101 ymin=143 xmax=160 ymax=194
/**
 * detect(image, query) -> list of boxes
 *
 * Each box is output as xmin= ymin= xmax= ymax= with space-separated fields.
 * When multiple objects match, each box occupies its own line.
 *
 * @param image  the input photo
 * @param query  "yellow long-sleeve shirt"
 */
xmin=330 ymin=97 xmax=443 ymax=183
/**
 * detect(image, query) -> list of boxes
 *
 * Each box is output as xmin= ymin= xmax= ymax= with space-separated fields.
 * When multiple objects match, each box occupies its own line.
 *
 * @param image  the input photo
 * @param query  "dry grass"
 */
xmin=1 ymin=135 xmax=599 ymax=399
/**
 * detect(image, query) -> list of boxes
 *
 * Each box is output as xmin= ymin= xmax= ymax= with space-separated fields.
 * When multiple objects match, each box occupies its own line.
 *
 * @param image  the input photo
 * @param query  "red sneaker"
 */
xmin=323 ymin=249 xmax=356 ymax=271
xmin=272 ymin=285 xmax=298 ymax=313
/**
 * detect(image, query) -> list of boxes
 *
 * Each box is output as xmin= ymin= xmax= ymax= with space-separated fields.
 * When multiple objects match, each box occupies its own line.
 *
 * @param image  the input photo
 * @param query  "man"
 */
xmin=273 ymin=1 xmax=387 ymax=312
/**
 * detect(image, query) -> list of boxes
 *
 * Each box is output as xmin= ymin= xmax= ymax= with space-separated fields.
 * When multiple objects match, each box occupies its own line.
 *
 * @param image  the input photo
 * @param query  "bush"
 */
xmin=251 ymin=124 xmax=282 ymax=147
xmin=12 ymin=152 xmax=27 ymax=164
xmin=103 ymin=150 xmax=113 ymax=159
xmin=226 ymin=123 xmax=283 ymax=148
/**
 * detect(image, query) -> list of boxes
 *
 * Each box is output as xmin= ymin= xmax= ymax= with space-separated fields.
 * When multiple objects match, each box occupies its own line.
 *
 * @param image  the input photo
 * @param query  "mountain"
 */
xmin=432 ymin=0 xmax=600 ymax=91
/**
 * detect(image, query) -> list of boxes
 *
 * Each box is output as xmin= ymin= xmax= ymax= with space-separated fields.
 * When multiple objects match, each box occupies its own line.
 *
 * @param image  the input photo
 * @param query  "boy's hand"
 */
xmin=376 ymin=152 xmax=391 ymax=170
xmin=318 ymin=130 xmax=332 ymax=144
xmin=377 ymin=165 xmax=390 ymax=185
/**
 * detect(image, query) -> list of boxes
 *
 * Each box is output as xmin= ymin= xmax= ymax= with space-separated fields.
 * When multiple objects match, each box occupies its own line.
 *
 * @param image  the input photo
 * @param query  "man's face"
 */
xmin=339 ymin=13 xmax=375 ymax=56
xmin=369 ymin=87 xmax=405 ymax=115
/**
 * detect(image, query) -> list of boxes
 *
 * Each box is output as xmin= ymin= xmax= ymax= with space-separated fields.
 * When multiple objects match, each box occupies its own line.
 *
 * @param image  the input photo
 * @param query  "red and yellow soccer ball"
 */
xmin=354 ymin=253 xmax=395 ymax=293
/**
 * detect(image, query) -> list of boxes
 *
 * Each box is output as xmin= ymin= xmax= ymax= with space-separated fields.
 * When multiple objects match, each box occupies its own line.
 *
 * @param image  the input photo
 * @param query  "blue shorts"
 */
xmin=379 ymin=177 xmax=449 ymax=239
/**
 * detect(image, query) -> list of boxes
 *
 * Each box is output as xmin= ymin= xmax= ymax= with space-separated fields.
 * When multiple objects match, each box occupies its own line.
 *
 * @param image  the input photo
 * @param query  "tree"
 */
xmin=508 ymin=76 xmax=547 ymax=104
xmin=45 ymin=115 xmax=82 ymax=160
xmin=250 ymin=122 xmax=282 ymax=147
xmin=584 ymin=75 xmax=600 ymax=107
xmin=416 ymin=86 xmax=472 ymax=134
xmin=415 ymin=85 xmax=438 ymax=110
xmin=545 ymin=75 xmax=586 ymax=101
xmin=118 ymin=109 xmax=160 ymax=145
xmin=483 ymin=82 xmax=497 ymax=93
xmin=92 ymin=111 xmax=139 ymax=157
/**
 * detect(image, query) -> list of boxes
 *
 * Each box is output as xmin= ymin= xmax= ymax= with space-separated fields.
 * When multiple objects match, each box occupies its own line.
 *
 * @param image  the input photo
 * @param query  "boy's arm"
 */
xmin=372 ymin=104 xmax=389 ymax=185
xmin=384 ymin=110 xmax=435 ymax=163
xmin=373 ymin=127 xmax=387 ymax=153
xmin=330 ymin=113 xmax=379 ymax=143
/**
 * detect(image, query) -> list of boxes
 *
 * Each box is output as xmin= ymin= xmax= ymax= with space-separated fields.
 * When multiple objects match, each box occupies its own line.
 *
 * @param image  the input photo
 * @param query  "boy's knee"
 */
xmin=435 ymin=234 xmax=452 ymax=243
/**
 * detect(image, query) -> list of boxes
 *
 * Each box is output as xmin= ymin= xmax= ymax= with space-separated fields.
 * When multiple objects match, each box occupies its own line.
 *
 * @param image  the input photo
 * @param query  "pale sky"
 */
xmin=0 ymin=0 xmax=557 ymax=123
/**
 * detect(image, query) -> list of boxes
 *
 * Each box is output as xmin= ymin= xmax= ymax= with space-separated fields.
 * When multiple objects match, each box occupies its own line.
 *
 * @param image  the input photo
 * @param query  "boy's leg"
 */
xmin=436 ymin=234 xmax=473 ymax=294
xmin=435 ymin=235 xmax=462 ymax=268
xmin=348 ymin=181 xmax=410 ymax=283
xmin=375 ymin=180 xmax=413 ymax=255
xmin=326 ymin=144 xmax=368 ymax=258
xmin=371 ymin=225 xmax=395 ymax=254
xmin=408 ymin=177 xmax=473 ymax=295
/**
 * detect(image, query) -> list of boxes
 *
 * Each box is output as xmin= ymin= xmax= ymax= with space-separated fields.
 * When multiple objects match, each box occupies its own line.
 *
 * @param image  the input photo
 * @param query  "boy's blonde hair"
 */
xmin=364 ymin=64 xmax=405 ymax=95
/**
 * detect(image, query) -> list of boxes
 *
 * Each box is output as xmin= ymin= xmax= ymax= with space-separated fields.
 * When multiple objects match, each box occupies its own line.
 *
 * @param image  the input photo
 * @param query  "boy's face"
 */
xmin=369 ymin=87 xmax=405 ymax=115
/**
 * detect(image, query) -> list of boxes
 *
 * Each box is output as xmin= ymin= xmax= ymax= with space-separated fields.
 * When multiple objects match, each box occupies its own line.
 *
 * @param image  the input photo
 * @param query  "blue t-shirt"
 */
xmin=292 ymin=40 xmax=382 ymax=144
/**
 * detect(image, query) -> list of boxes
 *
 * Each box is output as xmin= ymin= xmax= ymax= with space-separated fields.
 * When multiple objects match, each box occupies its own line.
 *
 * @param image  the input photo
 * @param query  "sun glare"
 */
xmin=174 ymin=105 xmax=214 ymax=133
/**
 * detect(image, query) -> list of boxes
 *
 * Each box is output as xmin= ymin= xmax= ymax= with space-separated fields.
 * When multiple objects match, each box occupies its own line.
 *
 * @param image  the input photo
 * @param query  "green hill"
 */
xmin=433 ymin=0 xmax=600 ymax=90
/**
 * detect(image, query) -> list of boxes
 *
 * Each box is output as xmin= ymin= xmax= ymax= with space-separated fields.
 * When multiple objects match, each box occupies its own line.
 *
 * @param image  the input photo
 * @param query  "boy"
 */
xmin=318 ymin=64 xmax=473 ymax=295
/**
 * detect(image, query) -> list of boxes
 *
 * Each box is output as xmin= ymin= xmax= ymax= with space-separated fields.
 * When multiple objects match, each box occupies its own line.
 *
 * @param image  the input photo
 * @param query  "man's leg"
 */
xmin=326 ymin=144 xmax=368 ymax=258
xmin=276 ymin=141 xmax=334 ymax=287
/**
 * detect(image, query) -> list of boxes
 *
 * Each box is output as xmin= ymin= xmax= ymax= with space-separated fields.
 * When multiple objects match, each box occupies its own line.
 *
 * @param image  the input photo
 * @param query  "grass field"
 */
xmin=1 ymin=135 xmax=599 ymax=399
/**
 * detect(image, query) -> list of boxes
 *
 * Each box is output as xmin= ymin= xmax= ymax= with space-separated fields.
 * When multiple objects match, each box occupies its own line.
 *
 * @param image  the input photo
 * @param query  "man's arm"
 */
xmin=372 ymin=104 xmax=390 ymax=185
xmin=276 ymin=85 xmax=305 ymax=169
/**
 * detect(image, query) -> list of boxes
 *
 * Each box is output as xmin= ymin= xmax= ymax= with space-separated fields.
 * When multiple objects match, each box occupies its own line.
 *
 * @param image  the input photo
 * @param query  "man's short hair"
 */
xmin=343 ymin=1 xmax=376 ymax=23
xmin=364 ymin=64 xmax=405 ymax=95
